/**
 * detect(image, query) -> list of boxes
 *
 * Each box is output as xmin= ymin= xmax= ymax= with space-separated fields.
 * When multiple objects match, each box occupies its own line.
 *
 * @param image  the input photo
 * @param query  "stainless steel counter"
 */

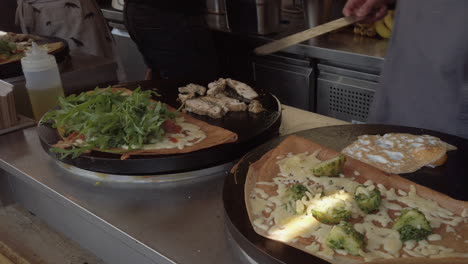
xmin=0 ymin=106 xmax=346 ymax=264
xmin=233 ymin=11 xmax=387 ymax=70
xmin=100 ymin=5 xmax=387 ymax=71
xmin=0 ymin=128 xmax=243 ymax=264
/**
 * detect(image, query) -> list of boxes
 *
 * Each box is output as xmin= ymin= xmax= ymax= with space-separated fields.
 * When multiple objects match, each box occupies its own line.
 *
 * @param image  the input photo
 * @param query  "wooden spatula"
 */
xmin=254 ymin=16 xmax=361 ymax=56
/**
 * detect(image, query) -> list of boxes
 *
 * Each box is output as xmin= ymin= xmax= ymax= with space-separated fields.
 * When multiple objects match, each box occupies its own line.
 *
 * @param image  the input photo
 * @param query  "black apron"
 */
xmin=369 ymin=0 xmax=468 ymax=139
xmin=124 ymin=0 xmax=219 ymax=83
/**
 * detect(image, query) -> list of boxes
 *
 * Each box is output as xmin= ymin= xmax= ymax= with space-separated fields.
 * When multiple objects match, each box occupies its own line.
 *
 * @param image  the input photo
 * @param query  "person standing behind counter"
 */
xmin=16 ymin=0 xmax=115 ymax=61
xmin=124 ymin=0 xmax=219 ymax=83
xmin=343 ymin=0 xmax=468 ymax=139
xmin=15 ymin=0 xmax=127 ymax=81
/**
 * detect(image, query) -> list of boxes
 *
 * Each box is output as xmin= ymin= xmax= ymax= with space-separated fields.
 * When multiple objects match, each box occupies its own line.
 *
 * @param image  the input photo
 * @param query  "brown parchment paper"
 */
xmin=244 ymin=135 xmax=468 ymax=264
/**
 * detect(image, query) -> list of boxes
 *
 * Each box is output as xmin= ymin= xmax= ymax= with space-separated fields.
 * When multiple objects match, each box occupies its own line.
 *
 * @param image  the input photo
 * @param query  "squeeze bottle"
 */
xmin=21 ymin=42 xmax=64 ymax=121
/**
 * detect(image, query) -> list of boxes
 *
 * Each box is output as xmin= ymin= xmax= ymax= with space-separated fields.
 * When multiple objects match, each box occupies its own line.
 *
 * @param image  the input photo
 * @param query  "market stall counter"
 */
xmin=0 ymin=103 xmax=347 ymax=264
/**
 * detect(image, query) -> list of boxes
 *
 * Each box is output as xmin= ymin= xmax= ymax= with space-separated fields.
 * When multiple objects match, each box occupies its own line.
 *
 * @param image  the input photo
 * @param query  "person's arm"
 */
xmin=343 ymin=0 xmax=395 ymax=22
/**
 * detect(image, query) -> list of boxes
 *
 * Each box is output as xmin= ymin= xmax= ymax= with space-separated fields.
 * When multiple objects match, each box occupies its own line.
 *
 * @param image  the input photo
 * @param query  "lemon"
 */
xmin=374 ymin=20 xmax=392 ymax=39
xmin=384 ymin=10 xmax=394 ymax=31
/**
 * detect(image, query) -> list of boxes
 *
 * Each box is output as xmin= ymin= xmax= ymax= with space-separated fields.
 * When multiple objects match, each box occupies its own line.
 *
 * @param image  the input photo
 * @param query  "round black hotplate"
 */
xmin=37 ymin=80 xmax=281 ymax=175
xmin=223 ymin=124 xmax=468 ymax=264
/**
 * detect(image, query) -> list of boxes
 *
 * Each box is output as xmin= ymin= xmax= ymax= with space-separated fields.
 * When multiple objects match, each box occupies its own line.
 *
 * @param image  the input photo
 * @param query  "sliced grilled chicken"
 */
xmin=248 ymin=100 xmax=265 ymax=113
xmin=214 ymin=94 xmax=247 ymax=111
xmin=226 ymin=78 xmax=258 ymax=101
xmin=201 ymin=96 xmax=229 ymax=113
xmin=185 ymin=98 xmax=225 ymax=119
xmin=207 ymin=78 xmax=227 ymax=96
xmin=200 ymin=95 xmax=247 ymax=112
xmin=178 ymin=93 xmax=196 ymax=103
xmin=178 ymin=83 xmax=207 ymax=96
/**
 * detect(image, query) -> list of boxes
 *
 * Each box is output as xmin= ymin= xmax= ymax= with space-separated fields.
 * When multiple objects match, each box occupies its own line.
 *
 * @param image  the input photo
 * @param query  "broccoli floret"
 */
xmin=312 ymin=154 xmax=346 ymax=177
xmin=311 ymin=195 xmax=352 ymax=224
xmin=283 ymin=184 xmax=309 ymax=214
xmin=354 ymin=185 xmax=382 ymax=214
xmin=392 ymin=209 xmax=432 ymax=242
xmin=312 ymin=208 xmax=351 ymax=225
xmin=326 ymin=221 xmax=366 ymax=256
xmin=287 ymin=184 xmax=309 ymax=201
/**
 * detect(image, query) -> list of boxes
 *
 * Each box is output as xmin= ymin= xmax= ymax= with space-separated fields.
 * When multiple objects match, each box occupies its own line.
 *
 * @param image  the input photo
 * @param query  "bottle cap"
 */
xmin=21 ymin=42 xmax=57 ymax=72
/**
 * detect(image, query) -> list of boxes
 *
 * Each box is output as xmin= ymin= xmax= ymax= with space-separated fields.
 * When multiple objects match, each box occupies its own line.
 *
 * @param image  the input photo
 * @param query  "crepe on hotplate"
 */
xmin=244 ymin=135 xmax=468 ymax=264
xmin=342 ymin=133 xmax=457 ymax=174
xmin=0 ymin=32 xmax=63 ymax=65
xmin=45 ymin=87 xmax=238 ymax=160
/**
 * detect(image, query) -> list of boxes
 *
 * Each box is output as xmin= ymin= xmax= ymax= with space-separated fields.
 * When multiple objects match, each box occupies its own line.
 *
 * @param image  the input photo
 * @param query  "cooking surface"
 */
xmin=37 ymin=80 xmax=281 ymax=175
xmin=223 ymin=124 xmax=468 ymax=264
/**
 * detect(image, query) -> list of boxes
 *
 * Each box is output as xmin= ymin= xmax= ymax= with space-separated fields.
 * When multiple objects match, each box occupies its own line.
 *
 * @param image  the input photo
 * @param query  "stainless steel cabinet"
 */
xmin=253 ymin=54 xmax=314 ymax=111
xmin=316 ymin=63 xmax=379 ymax=123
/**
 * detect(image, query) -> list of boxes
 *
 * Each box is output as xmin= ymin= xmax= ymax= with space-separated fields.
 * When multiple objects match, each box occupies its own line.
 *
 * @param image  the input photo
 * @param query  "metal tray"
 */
xmin=223 ymin=124 xmax=468 ymax=264
xmin=37 ymin=79 xmax=282 ymax=175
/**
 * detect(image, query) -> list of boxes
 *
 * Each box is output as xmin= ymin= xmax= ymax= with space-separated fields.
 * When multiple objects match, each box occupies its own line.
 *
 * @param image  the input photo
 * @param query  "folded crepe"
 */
xmin=54 ymin=88 xmax=238 ymax=159
xmin=341 ymin=133 xmax=457 ymax=174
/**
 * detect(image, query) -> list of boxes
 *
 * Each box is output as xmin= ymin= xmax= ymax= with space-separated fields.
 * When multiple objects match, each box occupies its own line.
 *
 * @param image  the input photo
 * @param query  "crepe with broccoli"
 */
xmin=243 ymin=135 xmax=468 ymax=263
xmin=43 ymin=87 xmax=238 ymax=160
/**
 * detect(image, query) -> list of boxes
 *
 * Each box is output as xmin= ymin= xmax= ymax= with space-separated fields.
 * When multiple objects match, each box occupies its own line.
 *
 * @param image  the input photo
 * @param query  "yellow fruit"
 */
xmin=353 ymin=26 xmax=361 ymax=34
xmin=374 ymin=20 xmax=391 ymax=39
xmin=354 ymin=23 xmax=376 ymax=37
xmin=384 ymin=10 xmax=394 ymax=31
xmin=366 ymin=28 xmax=376 ymax=37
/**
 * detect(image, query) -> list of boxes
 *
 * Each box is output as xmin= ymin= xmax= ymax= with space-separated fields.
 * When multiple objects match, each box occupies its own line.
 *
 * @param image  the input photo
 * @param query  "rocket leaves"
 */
xmin=43 ymin=87 xmax=177 ymax=158
xmin=0 ymin=40 xmax=17 ymax=56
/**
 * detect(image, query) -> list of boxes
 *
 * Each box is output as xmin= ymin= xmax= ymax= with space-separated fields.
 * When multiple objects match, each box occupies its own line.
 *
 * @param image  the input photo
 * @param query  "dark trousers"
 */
xmin=124 ymin=1 xmax=219 ymax=83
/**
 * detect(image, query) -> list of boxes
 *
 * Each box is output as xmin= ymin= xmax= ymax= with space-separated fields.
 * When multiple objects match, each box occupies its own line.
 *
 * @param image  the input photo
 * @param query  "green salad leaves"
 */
xmin=43 ymin=87 xmax=177 ymax=158
xmin=0 ymin=39 xmax=17 ymax=56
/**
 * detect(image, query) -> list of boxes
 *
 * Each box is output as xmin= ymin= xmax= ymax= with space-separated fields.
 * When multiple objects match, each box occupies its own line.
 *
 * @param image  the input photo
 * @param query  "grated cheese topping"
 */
xmin=249 ymin=151 xmax=467 ymax=262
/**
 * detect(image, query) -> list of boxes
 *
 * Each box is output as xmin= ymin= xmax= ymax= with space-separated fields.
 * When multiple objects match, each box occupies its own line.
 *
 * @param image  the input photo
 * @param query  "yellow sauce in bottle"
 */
xmin=27 ymin=85 xmax=64 ymax=121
